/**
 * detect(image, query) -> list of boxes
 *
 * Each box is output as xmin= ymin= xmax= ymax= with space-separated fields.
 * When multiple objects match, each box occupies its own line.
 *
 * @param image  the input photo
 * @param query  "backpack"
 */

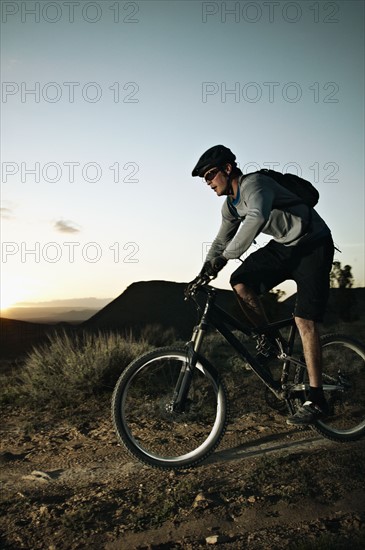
xmin=226 ymin=169 xmax=319 ymax=233
xmin=257 ymin=168 xmax=319 ymax=208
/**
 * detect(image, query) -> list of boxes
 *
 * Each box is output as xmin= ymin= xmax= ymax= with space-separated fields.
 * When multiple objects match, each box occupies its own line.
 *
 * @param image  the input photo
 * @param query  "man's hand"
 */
xmin=185 ymin=256 xmax=227 ymax=298
xmin=185 ymin=272 xmax=211 ymax=298
xmin=205 ymin=255 xmax=227 ymax=276
xmin=185 ymin=275 xmax=200 ymax=298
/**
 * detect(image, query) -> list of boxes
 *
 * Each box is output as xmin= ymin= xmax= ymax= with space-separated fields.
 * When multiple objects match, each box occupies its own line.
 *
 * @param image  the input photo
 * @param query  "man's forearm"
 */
xmin=223 ymin=210 xmax=267 ymax=259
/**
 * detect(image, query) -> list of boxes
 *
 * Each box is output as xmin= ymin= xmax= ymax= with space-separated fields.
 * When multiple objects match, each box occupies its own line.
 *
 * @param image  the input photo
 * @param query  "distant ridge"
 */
xmin=82 ymin=280 xmax=243 ymax=339
xmin=1 ymin=282 xmax=364 ymax=360
xmin=1 ymin=307 xmax=99 ymax=324
xmin=84 ymin=281 xmax=365 ymax=338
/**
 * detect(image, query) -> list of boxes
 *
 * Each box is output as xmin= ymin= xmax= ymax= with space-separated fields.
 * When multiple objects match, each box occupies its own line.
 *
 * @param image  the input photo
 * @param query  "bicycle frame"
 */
xmin=173 ymin=286 xmax=307 ymax=414
xmin=113 ymin=284 xmax=365 ymax=467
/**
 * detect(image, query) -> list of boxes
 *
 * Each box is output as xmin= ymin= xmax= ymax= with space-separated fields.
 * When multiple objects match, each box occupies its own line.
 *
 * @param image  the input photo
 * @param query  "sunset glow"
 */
xmin=1 ymin=1 xmax=364 ymax=307
xmin=0 ymin=276 xmax=38 ymax=312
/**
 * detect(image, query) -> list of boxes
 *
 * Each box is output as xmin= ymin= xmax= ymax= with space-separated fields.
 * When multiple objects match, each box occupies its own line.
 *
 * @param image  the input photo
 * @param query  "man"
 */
xmin=189 ymin=145 xmax=334 ymax=425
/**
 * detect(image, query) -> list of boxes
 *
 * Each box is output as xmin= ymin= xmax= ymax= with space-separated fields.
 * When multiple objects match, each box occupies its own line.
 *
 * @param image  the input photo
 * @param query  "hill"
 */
xmin=82 ymin=280 xmax=244 ymax=339
xmin=84 ymin=281 xmax=365 ymax=337
xmin=1 ymin=307 xmax=99 ymax=324
xmin=1 ymin=282 xmax=364 ymax=360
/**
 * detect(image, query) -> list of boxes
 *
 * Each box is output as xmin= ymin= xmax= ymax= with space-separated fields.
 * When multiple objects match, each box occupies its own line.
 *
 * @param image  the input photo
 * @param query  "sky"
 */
xmin=1 ymin=0 xmax=364 ymax=309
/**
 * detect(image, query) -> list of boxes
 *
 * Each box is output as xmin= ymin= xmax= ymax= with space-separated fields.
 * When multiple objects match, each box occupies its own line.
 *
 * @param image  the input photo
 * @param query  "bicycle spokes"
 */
xmin=113 ymin=350 xmax=227 ymax=467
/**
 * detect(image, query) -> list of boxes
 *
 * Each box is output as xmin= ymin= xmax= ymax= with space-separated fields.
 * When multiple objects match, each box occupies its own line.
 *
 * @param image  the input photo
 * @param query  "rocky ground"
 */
xmin=1 ymin=388 xmax=365 ymax=550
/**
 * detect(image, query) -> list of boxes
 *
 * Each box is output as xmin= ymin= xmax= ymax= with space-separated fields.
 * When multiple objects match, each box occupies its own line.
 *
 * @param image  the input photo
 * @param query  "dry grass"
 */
xmin=5 ymin=330 xmax=152 ymax=407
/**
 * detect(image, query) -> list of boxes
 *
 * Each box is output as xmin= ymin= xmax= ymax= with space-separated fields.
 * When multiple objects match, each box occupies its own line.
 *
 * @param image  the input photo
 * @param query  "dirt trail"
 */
xmin=1 ymin=401 xmax=365 ymax=550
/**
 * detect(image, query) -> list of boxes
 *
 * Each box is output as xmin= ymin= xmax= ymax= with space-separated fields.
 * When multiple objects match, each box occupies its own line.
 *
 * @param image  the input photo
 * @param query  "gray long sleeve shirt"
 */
xmin=206 ymin=172 xmax=331 ymax=262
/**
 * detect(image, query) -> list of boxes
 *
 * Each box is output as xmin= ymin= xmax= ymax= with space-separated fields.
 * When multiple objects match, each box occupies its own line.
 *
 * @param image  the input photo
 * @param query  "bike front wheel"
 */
xmin=296 ymin=334 xmax=365 ymax=441
xmin=111 ymin=347 xmax=228 ymax=469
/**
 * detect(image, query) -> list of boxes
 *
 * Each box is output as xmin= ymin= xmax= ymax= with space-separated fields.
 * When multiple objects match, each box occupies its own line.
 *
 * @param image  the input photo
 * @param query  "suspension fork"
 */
xmin=169 ymin=301 xmax=211 ymax=412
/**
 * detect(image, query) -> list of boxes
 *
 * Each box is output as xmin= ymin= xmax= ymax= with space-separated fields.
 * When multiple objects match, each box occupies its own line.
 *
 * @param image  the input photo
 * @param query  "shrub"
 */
xmin=139 ymin=324 xmax=178 ymax=347
xmin=0 ymin=371 xmax=22 ymax=405
xmin=19 ymin=330 xmax=151 ymax=407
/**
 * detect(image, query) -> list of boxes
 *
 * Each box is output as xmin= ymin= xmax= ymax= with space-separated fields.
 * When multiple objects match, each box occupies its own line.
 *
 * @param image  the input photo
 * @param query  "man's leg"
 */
xmin=232 ymin=282 xmax=269 ymax=327
xmin=232 ymin=282 xmax=282 ymax=362
xmin=230 ymin=241 xmax=289 ymax=361
xmin=294 ymin=317 xmax=322 ymax=387
xmin=287 ymin=236 xmax=334 ymax=425
xmin=287 ymin=316 xmax=328 ymax=425
xmin=230 ymin=241 xmax=287 ymax=332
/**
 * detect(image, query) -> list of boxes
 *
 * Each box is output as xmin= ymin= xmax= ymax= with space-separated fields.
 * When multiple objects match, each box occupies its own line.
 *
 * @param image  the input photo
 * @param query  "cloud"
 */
xmin=54 ymin=220 xmax=81 ymax=234
xmin=0 ymin=207 xmax=14 ymax=219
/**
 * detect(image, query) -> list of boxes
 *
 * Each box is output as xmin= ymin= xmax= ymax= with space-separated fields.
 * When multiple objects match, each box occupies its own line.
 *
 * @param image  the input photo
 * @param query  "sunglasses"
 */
xmin=204 ymin=167 xmax=221 ymax=183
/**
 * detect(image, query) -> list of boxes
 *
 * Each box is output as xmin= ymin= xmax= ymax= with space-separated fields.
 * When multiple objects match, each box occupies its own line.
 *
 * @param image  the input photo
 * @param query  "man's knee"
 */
xmin=295 ymin=316 xmax=317 ymax=335
xmin=232 ymin=282 xmax=247 ymax=298
xmin=232 ymin=282 xmax=257 ymax=301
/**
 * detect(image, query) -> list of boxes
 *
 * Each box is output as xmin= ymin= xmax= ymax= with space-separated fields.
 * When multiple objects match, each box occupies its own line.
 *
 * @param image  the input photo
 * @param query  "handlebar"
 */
xmin=184 ymin=272 xmax=216 ymax=300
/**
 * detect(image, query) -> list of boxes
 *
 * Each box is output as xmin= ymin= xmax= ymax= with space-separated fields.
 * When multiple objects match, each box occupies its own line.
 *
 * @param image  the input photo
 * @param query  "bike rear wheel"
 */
xmin=295 ymin=334 xmax=365 ymax=441
xmin=111 ymin=347 xmax=228 ymax=469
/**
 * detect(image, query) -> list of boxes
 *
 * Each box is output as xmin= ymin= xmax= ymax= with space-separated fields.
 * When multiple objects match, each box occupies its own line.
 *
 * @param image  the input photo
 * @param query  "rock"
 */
xmin=205 ymin=535 xmax=229 ymax=545
xmin=22 ymin=470 xmax=52 ymax=483
xmin=192 ymin=492 xmax=208 ymax=508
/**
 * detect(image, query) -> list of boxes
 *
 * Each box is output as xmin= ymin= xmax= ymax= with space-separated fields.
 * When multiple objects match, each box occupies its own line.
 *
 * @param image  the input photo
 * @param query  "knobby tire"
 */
xmin=295 ymin=333 xmax=365 ymax=442
xmin=111 ymin=347 xmax=228 ymax=470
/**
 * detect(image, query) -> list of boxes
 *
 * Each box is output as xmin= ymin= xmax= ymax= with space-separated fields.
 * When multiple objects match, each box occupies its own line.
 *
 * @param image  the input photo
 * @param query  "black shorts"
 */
xmin=230 ymin=235 xmax=334 ymax=322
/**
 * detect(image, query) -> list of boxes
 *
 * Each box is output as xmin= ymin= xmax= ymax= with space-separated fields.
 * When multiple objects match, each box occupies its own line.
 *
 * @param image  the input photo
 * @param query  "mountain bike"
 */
xmin=111 ymin=274 xmax=365 ymax=470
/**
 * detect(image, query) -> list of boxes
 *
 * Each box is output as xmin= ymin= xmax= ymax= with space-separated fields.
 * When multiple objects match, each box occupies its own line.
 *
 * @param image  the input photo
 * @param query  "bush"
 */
xmin=139 ymin=324 xmax=178 ymax=347
xmin=0 ymin=371 xmax=23 ymax=406
xmin=18 ymin=330 xmax=151 ymax=407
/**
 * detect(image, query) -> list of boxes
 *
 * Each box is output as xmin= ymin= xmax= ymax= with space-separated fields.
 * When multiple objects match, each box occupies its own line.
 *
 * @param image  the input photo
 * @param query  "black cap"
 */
xmin=192 ymin=145 xmax=236 ymax=177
